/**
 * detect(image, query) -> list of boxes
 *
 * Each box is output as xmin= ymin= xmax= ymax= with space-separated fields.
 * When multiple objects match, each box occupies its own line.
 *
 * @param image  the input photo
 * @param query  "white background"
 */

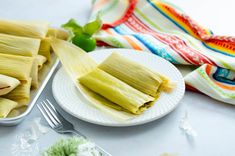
xmin=0 ymin=0 xmax=235 ymax=156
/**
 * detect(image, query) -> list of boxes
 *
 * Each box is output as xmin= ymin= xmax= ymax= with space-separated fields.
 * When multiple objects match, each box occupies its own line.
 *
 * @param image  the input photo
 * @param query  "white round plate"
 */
xmin=52 ymin=49 xmax=185 ymax=127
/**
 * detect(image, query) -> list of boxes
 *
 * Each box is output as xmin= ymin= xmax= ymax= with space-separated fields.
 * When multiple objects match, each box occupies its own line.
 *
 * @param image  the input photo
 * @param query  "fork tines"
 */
xmin=37 ymin=99 xmax=62 ymax=129
xmin=37 ymin=99 xmax=111 ymax=156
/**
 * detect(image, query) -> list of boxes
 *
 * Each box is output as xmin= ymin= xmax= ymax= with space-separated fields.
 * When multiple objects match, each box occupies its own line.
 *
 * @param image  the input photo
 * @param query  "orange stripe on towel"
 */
xmin=213 ymin=81 xmax=235 ymax=90
xmin=123 ymin=35 xmax=142 ymax=50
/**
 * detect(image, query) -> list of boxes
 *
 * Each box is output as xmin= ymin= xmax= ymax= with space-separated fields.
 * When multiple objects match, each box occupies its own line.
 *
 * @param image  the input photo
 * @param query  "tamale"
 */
xmin=0 ymin=97 xmax=17 ymax=118
xmin=36 ymin=55 xmax=47 ymax=70
xmin=99 ymin=53 xmax=173 ymax=97
xmin=39 ymin=38 xmax=51 ymax=61
xmin=30 ymin=58 xmax=39 ymax=88
xmin=6 ymin=109 xmax=20 ymax=118
xmin=78 ymin=84 xmax=132 ymax=120
xmin=0 ymin=19 xmax=49 ymax=39
xmin=4 ymin=78 xmax=32 ymax=107
xmin=0 ymin=74 xmax=20 ymax=96
xmin=7 ymin=106 xmax=27 ymax=118
xmin=47 ymin=28 xmax=69 ymax=40
xmin=160 ymin=81 xmax=176 ymax=93
xmin=51 ymin=39 xmax=133 ymax=120
xmin=79 ymin=68 xmax=155 ymax=114
xmin=0 ymin=53 xmax=33 ymax=80
xmin=0 ymin=33 xmax=40 ymax=56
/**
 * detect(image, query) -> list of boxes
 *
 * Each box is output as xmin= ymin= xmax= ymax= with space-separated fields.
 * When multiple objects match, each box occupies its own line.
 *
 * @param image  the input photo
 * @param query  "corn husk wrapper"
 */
xmin=0 ymin=97 xmax=18 ymax=118
xmin=0 ymin=74 xmax=20 ymax=96
xmin=0 ymin=19 xmax=49 ymax=39
xmin=0 ymin=53 xmax=33 ymax=80
xmin=51 ymin=39 xmax=97 ymax=79
xmin=7 ymin=106 xmax=27 ymax=118
xmin=0 ymin=33 xmax=40 ymax=56
xmin=79 ymin=68 xmax=155 ymax=114
xmin=4 ymin=78 xmax=32 ymax=107
xmin=51 ymin=39 xmax=133 ymax=121
xmin=100 ymin=53 xmax=175 ymax=94
xmin=99 ymin=53 xmax=165 ymax=97
xmin=36 ymin=55 xmax=47 ymax=70
xmin=47 ymin=28 xmax=69 ymax=40
xmin=160 ymin=80 xmax=176 ymax=93
xmin=39 ymin=38 xmax=51 ymax=61
xmin=40 ymin=28 xmax=69 ymax=61
xmin=30 ymin=58 xmax=39 ymax=88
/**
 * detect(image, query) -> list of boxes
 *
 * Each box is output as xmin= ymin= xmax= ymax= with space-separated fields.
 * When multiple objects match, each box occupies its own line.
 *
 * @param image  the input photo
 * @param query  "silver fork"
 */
xmin=37 ymin=99 xmax=111 ymax=156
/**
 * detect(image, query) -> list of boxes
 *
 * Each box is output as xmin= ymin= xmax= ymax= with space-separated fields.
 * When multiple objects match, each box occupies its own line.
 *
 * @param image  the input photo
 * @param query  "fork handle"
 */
xmin=63 ymin=129 xmax=87 ymax=139
xmin=68 ymin=129 xmax=112 ymax=156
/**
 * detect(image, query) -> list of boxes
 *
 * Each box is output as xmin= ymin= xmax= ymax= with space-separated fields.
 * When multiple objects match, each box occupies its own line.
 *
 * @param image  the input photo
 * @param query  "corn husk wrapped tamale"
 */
xmin=36 ymin=55 xmax=47 ymax=70
xmin=79 ymin=68 xmax=154 ymax=114
xmin=0 ymin=19 xmax=49 ymax=39
xmin=42 ymin=28 xmax=69 ymax=60
xmin=0 ymin=33 xmax=40 ymax=56
xmin=7 ymin=106 xmax=27 ymax=118
xmin=30 ymin=58 xmax=39 ymax=88
xmin=0 ymin=74 xmax=20 ymax=96
xmin=0 ymin=97 xmax=18 ymax=118
xmin=0 ymin=53 xmax=33 ymax=80
xmin=47 ymin=28 xmax=69 ymax=40
xmin=39 ymin=38 xmax=51 ymax=61
xmin=4 ymin=78 xmax=32 ymax=107
xmin=51 ymin=39 xmax=133 ymax=120
xmin=30 ymin=55 xmax=47 ymax=88
xmin=99 ymin=53 xmax=175 ymax=96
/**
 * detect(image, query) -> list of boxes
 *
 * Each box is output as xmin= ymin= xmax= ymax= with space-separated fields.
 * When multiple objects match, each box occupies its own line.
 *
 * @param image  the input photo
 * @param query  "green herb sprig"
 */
xmin=62 ymin=15 xmax=102 ymax=52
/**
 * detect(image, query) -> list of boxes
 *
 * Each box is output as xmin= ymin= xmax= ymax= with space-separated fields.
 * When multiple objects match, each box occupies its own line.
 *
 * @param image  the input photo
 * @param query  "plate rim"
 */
xmin=52 ymin=48 xmax=185 ymax=127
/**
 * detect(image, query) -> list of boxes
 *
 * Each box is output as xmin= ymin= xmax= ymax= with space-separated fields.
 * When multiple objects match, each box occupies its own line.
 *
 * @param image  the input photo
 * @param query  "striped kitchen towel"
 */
xmin=91 ymin=0 xmax=235 ymax=104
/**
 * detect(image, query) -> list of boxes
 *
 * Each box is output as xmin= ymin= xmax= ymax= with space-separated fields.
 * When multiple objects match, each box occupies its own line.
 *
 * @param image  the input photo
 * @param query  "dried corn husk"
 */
xmin=99 ymin=53 xmax=175 ymax=96
xmin=0 ymin=33 xmax=40 ymax=56
xmin=4 ymin=78 xmax=32 ymax=107
xmin=0 ymin=97 xmax=18 ymax=118
xmin=0 ymin=53 xmax=33 ymax=80
xmin=79 ymin=68 xmax=155 ymax=114
xmin=51 ymin=39 xmax=97 ymax=79
xmin=0 ymin=74 xmax=20 ymax=96
xmin=99 ymin=53 xmax=162 ymax=97
xmin=30 ymin=58 xmax=39 ymax=88
xmin=51 ymin=39 xmax=133 ymax=121
xmin=40 ymin=28 xmax=69 ymax=61
xmin=7 ymin=106 xmax=27 ymax=118
xmin=0 ymin=19 xmax=49 ymax=39
xmin=39 ymin=38 xmax=51 ymax=61
xmin=47 ymin=28 xmax=69 ymax=40
xmin=36 ymin=55 xmax=47 ymax=70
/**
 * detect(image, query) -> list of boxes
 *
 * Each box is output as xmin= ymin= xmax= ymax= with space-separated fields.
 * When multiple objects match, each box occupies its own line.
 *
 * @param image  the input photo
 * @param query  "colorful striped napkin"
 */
xmin=91 ymin=0 xmax=235 ymax=105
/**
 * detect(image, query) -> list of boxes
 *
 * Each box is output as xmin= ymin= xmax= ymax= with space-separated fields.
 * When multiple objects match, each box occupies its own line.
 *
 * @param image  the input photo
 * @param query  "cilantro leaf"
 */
xmin=61 ymin=19 xmax=83 ymax=36
xmin=83 ymin=15 xmax=102 ymax=36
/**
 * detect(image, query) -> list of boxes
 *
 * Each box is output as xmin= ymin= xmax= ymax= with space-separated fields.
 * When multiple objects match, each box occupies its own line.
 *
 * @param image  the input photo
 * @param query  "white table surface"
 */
xmin=0 ymin=0 xmax=235 ymax=156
